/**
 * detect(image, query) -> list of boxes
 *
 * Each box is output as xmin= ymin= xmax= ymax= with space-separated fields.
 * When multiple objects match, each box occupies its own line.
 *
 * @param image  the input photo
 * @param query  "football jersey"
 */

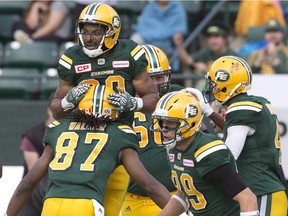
xmin=43 ymin=119 xmax=139 ymax=206
xmin=127 ymin=84 xmax=183 ymax=196
xmin=223 ymin=94 xmax=285 ymax=196
xmin=169 ymin=132 xmax=240 ymax=216
xmin=57 ymin=39 xmax=148 ymax=125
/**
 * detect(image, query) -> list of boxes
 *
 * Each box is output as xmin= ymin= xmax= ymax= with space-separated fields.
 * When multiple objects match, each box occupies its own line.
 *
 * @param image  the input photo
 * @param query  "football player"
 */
xmin=152 ymin=91 xmax=259 ymax=216
xmin=120 ymin=45 xmax=181 ymax=215
xmin=121 ymin=44 xmax=225 ymax=215
xmin=6 ymin=84 xmax=171 ymax=216
xmin=50 ymin=3 xmax=159 ymax=215
xmin=205 ymin=55 xmax=288 ymax=215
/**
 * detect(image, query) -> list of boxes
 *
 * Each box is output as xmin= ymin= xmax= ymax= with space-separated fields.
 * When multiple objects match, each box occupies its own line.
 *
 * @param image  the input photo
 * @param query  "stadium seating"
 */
xmin=0 ymin=14 xmax=21 ymax=43
xmin=0 ymin=1 xmax=28 ymax=15
xmin=39 ymin=68 xmax=59 ymax=100
xmin=0 ymin=68 xmax=41 ymax=99
xmin=3 ymin=41 xmax=59 ymax=70
xmin=0 ymin=42 xmax=4 ymax=67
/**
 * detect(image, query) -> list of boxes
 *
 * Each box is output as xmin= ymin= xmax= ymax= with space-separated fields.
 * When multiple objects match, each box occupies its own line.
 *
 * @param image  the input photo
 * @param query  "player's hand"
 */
xmin=183 ymin=87 xmax=214 ymax=117
xmin=61 ymin=83 xmax=90 ymax=111
xmin=108 ymin=89 xmax=140 ymax=112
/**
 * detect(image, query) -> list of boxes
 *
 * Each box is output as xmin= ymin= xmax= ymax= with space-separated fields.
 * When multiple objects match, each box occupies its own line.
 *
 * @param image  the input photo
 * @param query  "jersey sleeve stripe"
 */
xmin=194 ymin=140 xmax=224 ymax=158
xmin=61 ymin=54 xmax=73 ymax=65
xmin=120 ymin=128 xmax=136 ymax=135
xmin=226 ymin=105 xmax=262 ymax=114
xmin=59 ymin=59 xmax=71 ymax=69
xmin=195 ymin=145 xmax=227 ymax=162
xmin=48 ymin=120 xmax=60 ymax=128
xmin=228 ymin=101 xmax=262 ymax=110
xmin=131 ymin=45 xmax=142 ymax=56
xmin=133 ymin=49 xmax=145 ymax=61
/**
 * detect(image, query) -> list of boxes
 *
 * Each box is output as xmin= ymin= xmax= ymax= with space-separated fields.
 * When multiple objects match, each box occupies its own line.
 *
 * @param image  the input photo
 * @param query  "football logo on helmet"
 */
xmin=112 ymin=16 xmax=120 ymax=28
xmin=186 ymin=104 xmax=198 ymax=118
xmin=215 ymin=70 xmax=230 ymax=82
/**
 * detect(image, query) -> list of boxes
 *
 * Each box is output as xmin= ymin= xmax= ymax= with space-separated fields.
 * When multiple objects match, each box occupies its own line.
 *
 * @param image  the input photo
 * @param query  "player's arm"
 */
xmin=51 ymin=80 xmax=90 ymax=120
xmin=120 ymin=148 xmax=170 ymax=208
xmin=182 ymin=88 xmax=224 ymax=130
xmin=158 ymin=190 xmax=188 ymax=216
xmin=6 ymin=145 xmax=53 ymax=216
xmin=225 ymin=125 xmax=252 ymax=160
xmin=133 ymin=70 xmax=159 ymax=113
xmin=203 ymin=164 xmax=259 ymax=215
xmin=50 ymin=79 xmax=74 ymax=119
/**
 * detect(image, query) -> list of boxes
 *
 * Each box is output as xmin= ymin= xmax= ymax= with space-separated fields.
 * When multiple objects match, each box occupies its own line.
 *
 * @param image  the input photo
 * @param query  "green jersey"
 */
xmin=43 ymin=119 xmax=139 ymax=205
xmin=169 ymin=132 xmax=240 ymax=216
xmin=127 ymin=84 xmax=183 ymax=196
xmin=58 ymin=39 xmax=148 ymax=125
xmin=224 ymin=94 xmax=285 ymax=196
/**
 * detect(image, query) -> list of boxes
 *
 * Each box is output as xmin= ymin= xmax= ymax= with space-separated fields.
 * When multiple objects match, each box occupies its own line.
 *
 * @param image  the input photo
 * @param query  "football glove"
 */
xmin=184 ymin=87 xmax=214 ymax=117
xmin=108 ymin=88 xmax=143 ymax=112
xmin=61 ymin=83 xmax=90 ymax=111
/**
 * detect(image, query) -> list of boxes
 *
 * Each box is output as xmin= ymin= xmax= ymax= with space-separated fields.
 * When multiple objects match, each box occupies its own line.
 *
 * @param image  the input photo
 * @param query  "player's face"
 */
xmin=151 ymin=75 xmax=166 ymax=86
xmin=159 ymin=120 xmax=177 ymax=142
xmin=81 ymin=23 xmax=107 ymax=50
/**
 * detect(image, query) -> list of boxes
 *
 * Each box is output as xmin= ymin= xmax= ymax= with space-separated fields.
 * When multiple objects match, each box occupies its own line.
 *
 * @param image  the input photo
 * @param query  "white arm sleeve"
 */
xmin=225 ymin=125 xmax=255 ymax=160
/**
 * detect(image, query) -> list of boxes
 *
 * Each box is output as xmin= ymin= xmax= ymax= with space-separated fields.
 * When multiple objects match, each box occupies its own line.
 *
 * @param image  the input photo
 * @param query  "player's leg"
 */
xmin=258 ymin=190 xmax=288 ymax=216
xmin=42 ymin=198 xmax=104 ymax=216
xmin=104 ymin=165 xmax=130 ymax=216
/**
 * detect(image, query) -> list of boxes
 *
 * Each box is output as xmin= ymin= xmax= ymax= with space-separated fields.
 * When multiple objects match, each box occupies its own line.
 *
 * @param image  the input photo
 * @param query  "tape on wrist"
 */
xmin=171 ymin=194 xmax=188 ymax=212
xmin=240 ymin=210 xmax=259 ymax=216
xmin=135 ymin=97 xmax=143 ymax=111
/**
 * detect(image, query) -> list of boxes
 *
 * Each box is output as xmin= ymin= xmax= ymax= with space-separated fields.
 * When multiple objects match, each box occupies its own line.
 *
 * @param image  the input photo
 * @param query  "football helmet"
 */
xmin=78 ymin=84 xmax=119 ymax=119
xmin=142 ymin=44 xmax=171 ymax=97
xmin=205 ymin=55 xmax=252 ymax=104
xmin=152 ymin=91 xmax=203 ymax=149
xmin=76 ymin=3 xmax=121 ymax=58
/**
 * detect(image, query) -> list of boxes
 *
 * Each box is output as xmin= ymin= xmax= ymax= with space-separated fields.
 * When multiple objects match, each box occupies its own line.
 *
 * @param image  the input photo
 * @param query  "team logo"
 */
xmin=98 ymin=58 xmax=105 ymax=65
xmin=75 ymin=63 xmax=92 ymax=73
xmin=177 ymin=153 xmax=182 ymax=160
xmin=112 ymin=61 xmax=130 ymax=68
xmin=169 ymin=153 xmax=174 ymax=162
xmin=186 ymin=104 xmax=198 ymax=118
xmin=112 ymin=16 xmax=120 ymax=28
xmin=183 ymin=159 xmax=194 ymax=167
xmin=215 ymin=70 xmax=230 ymax=82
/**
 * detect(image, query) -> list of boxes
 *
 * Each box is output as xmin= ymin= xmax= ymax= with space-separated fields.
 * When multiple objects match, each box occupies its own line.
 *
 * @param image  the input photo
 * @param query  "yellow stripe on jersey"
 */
xmin=118 ymin=125 xmax=136 ymax=135
xmin=48 ymin=120 xmax=60 ymax=128
xmin=61 ymin=54 xmax=73 ymax=64
xmin=59 ymin=54 xmax=72 ymax=69
xmin=131 ymin=45 xmax=142 ymax=57
xmin=131 ymin=45 xmax=145 ymax=61
xmin=227 ymin=101 xmax=262 ymax=114
xmin=194 ymin=140 xmax=226 ymax=162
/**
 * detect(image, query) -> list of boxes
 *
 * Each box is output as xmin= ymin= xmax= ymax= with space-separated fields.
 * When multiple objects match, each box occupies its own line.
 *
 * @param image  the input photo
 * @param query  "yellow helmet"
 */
xmin=76 ymin=3 xmax=121 ymax=58
xmin=205 ymin=55 xmax=252 ymax=104
xmin=78 ymin=84 xmax=119 ymax=119
xmin=152 ymin=91 xmax=203 ymax=149
xmin=142 ymin=44 xmax=171 ymax=96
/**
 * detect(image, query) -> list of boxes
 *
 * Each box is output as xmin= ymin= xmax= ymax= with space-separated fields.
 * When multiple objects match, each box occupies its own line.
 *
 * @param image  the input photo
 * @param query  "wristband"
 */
xmin=171 ymin=194 xmax=188 ymax=212
xmin=240 ymin=210 xmax=259 ymax=216
xmin=135 ymin=97 xmax=143 ymax=111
